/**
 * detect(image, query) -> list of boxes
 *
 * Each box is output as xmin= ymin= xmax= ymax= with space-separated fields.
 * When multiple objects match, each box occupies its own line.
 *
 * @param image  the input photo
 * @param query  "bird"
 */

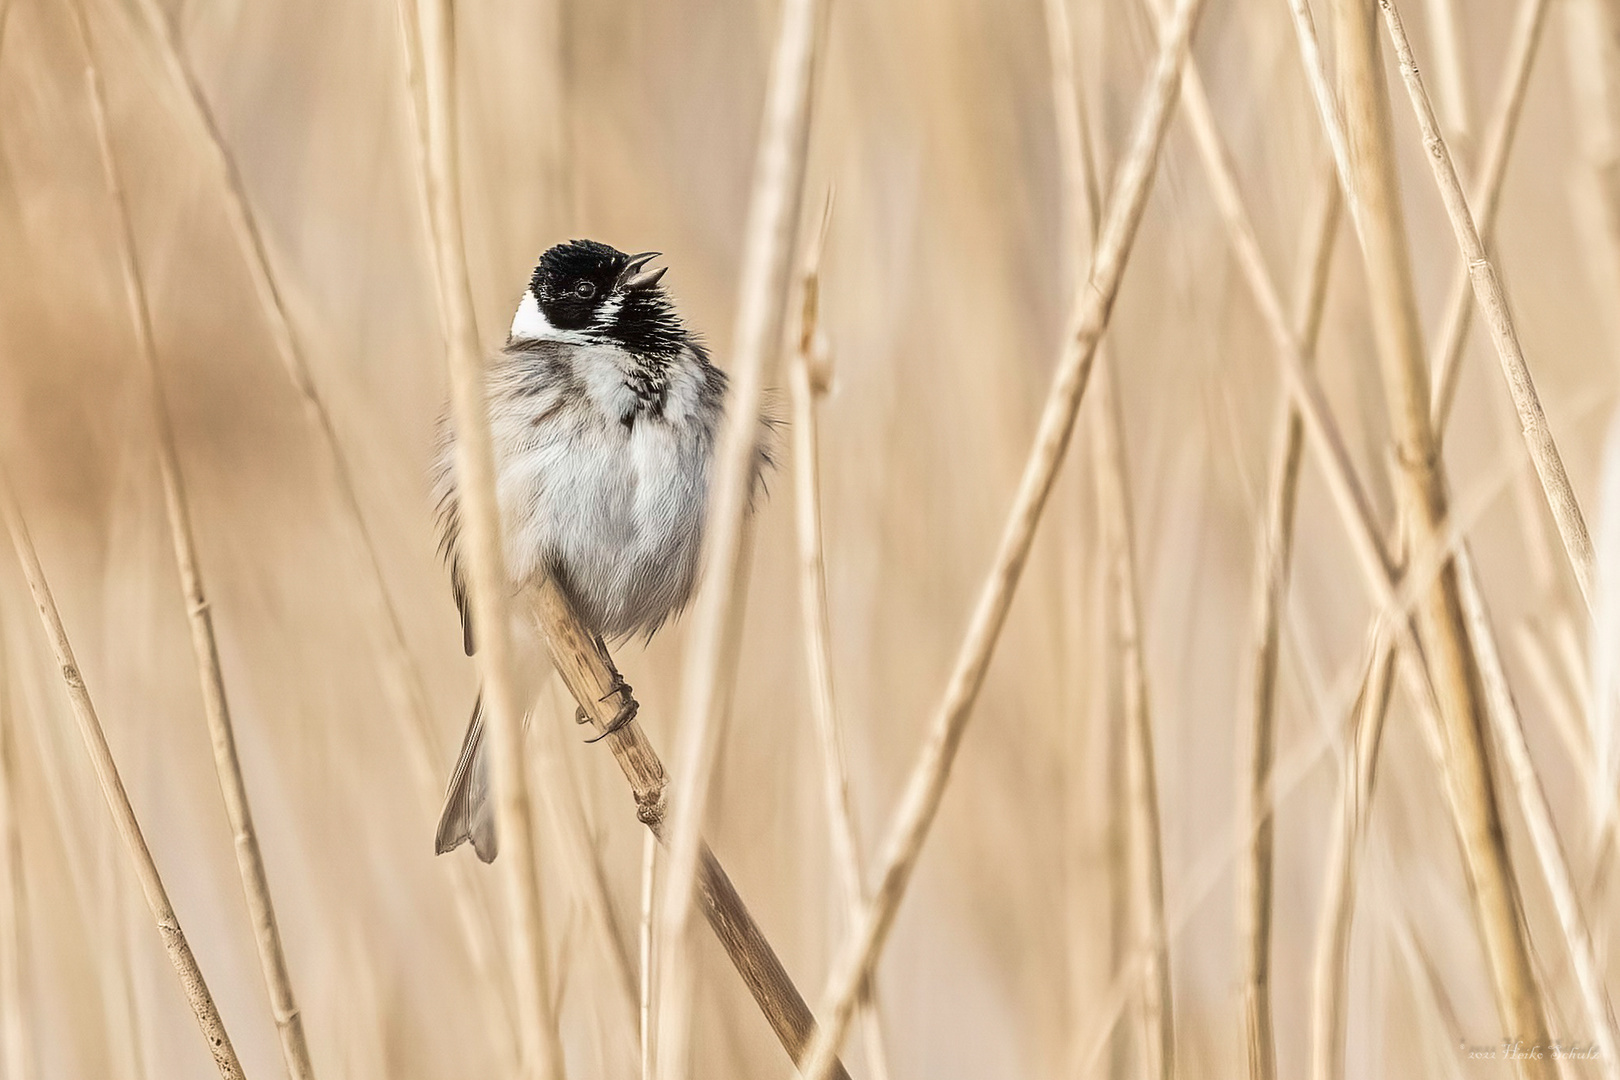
xmin=432 ymin=239 xmax=762 ymax=862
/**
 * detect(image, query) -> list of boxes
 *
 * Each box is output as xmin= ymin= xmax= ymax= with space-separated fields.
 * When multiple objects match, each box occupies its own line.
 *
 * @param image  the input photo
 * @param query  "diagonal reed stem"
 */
xmin=1377 ymin=0 xmax=1595 ymax=610
xmin=1382 ymin=5 xmax=1619 ymax=1073
xmin=654 ymin=0 xmax=825 ymax=1073
xmin=529 ymin=578 xmax=853 ymax=1080
xmin=1308 ymin=2 xmax=1552 ymax=1073
xmin=1429 ymin=0 xmax=1553 ymax=433
xmin=1456 ymin=544 xmax=1620 ymax=1079
xmin=122 ymin=0 xmax=513 ymax=1027
xmin=796 ymin=0 xmax=1209 ymax=1074
xmin=1122 ymin=0 xmax=1587 ymax=1073
xmin=415 ymin=0 xmax=563 ymax=1075
xmin=0 ymin=467 xmax=245 ymax=1080
xmin=68 ymin=1 xmax=316 ymax=1074
xmin=1152 ymin=1 xmax=1598 ymax=1074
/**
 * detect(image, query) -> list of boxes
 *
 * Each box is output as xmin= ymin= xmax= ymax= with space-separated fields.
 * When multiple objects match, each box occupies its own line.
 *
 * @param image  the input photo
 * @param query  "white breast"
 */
xmin=487 ymin=341 xmax=713 ymax=638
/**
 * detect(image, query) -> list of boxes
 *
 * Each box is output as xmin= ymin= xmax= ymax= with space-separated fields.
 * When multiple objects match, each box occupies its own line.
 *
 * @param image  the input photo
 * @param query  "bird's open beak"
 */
xmin=619 ymin=251 xmax=667 ymax=292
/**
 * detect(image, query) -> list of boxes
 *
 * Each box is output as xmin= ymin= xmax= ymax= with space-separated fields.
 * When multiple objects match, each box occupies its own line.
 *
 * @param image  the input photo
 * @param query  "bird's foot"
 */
xmin=582 ymin=676 xmax=638 ymax=743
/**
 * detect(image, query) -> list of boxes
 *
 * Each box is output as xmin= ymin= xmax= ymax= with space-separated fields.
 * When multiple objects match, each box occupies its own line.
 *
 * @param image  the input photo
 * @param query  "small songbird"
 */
xmin=433 ymin=239 xmax=754 ymax=862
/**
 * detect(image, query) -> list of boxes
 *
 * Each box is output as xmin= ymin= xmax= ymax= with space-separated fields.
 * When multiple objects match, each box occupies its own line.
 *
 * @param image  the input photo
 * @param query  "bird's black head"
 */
xmin=514 ymin=239 xmax=686 ymax=359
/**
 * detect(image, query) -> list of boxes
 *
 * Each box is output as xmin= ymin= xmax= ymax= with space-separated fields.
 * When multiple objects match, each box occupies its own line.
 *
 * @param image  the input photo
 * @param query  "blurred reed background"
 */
xmin=0 ymin=0 xmax=1617 ymax=1076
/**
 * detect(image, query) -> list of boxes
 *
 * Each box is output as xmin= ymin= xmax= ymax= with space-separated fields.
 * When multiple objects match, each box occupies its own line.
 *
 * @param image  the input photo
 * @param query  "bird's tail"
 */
xmin=435 ymin=694 xmax=498 ymax=862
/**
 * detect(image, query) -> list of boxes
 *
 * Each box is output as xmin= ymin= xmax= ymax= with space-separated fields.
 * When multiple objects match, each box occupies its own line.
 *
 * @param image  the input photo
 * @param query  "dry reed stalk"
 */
xmin=527 ymin=577 xmax=852 ymax=1080
xmin=1377 ymin=0 xmax=1595 ymax=609
xmin=0 ymin=624 xmax=29 ymax=1080
xmin=639 ymin=829 xmax=656 ymax=1080
xmin=1562 ymin=0 xmax=1620 ymax=358
xmin=1044 ymin=10 xmax=1176 ymax=1070
xmin=390 ymin=0 xmax=444 ymax=311
xmin=1105 ymin=697 xmax=1131 ymax=1080
xmin=1397 ymin=3 xmax=1620 ymax=1056
xmin=415 ymin=1 xmax=563 ymax=1076
xmin=787 ymin=200 xmax=893 ymax=1080
xmin=1043 ymin=0 xmax=1093 ymax=269
xmin=1093 ymin=18 xmax=1439 ymax=1077
xmin=1515 ymin=623 xmax=1593 ymax=777
xmin=1060 ymin=573 xmax=1457 ymax=1080
xmin=653 ymin=0 xmax=824 ymax=1073
xmin=1389 ymin=905 xmax=1469 ymax=1080
xmin=530 ymin=680 xmax=639 ymax=1036
xmin=1304 ymin=2 xmax=1542 ymax=1072
xmin=0 ymin=469 xmax=245 ymax=1080
xmin=1315 ymin=1 xmax=1552 ymax=1072
xmin=1429 ymin=0 xmax=1552 ymax=431
xmin=1310 ymin=634 xmax=1397 ymax=1080
xmin=1040 ymin=5 xmax=1127 ymax=1072
xmin=1120 ymin=16 xmax=1474 ymax=1076
xmin=1164 ymin=0 xmax=1557 ymax=1071
xmin=1165 ymin=3 xmax=1397 ymax=597
xmin=5 ymin=628 xmax=140 ymax=1070
xmin=122 ymin=0 xmax=448 ymax=731
xmin=123 ymin=0 xmax=512 ymax=1015
xmin=1091 ymin=360 xmax=1175 ymax=1080
xmin=1454 ymin=546 xmax=1620 ymax=1078
xmin=1158 ymin=8 xmax=1591 ymax=1074
xmin=1420 ymin=0 xmax=1470 ymax=149
xmin=69 ymin=2 xmax=316 ymax=1073
xmin=795 ymin=0 xmax=1208 ymax=1074
xmin=1238 ymin=166 xmax=1341 ymax=1080
xmin=1090 ymin=24 xmax=1429 ymax=1080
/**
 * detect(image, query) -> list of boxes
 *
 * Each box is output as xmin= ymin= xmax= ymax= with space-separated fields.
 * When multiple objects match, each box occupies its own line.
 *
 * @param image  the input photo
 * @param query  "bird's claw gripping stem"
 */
xmin=576 ymin=674 xmax=638 ymax=743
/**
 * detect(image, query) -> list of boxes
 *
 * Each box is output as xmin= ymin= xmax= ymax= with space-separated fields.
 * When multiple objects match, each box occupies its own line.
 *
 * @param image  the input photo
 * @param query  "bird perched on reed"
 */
xmin=432 ymin=239 xmax=762 ymax=862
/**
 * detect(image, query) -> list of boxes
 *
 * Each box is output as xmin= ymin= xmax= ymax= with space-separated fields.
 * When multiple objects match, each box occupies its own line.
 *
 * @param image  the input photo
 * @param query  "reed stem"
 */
xmin=415 ymin=0 xmax=563 ymax=1074
xmin=0 ymin=469 xmax=245 ymax=1080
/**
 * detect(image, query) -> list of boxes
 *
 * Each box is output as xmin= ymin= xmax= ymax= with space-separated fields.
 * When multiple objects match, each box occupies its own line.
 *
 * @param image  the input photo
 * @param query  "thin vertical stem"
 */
xmin=654 ymin=0 xmax=823 ymax=1074
xmin=795 ymin=0 xmax=1209 ymax=1074
xmin=788 ymin=201 xmax=893 ymax=1080
xmin=1313 ymin=2 xmax=1553 ymax=1073
xmin=1421 ymin=0 xmax=1471 ymax=147
xmin=67 ymin=2 xmax=315 ymax=1073
xmin=0 ymin=469 xmax=245 ymax=1080
xmin=1091 ymin=360 xmax=1174 ymax=1080
xmin=1047 ymin=4 xmax=1177 ymax=1069
xmin=529 ymin=680 xmax=638 ymax=1035
xmin=122 ymin=0 xmax=512 ymax=1024
xmin=1562 ymin=0 xmax=1620 ymax=361
xmin=639 ymin=830 xmax=657 ymax=1080
xmin=0 ymin=621 xmax=29 ymax=1080
xmin=1310 ymin=635 xmax=1397 ymax=1080
xmin=1240 ymin=166 xmax=1341 ymax=1080
xmin=415 ymin=0 xmax=563 ymax=1076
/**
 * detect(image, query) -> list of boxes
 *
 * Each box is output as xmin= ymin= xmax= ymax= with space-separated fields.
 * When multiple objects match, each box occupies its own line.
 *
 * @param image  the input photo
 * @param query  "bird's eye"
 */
xmin=574 ymin=281 xmax=596 ymax=300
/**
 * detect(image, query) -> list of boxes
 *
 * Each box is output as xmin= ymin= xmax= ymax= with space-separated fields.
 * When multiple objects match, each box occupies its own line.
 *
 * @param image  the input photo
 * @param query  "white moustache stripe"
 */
xmin=510 ymin=291 xmax=591 ymax=344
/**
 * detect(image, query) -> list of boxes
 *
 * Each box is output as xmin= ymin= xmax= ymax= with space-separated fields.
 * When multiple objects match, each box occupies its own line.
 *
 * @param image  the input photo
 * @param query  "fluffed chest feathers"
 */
xmin=487 ymin=341 xmax=721 ymax=637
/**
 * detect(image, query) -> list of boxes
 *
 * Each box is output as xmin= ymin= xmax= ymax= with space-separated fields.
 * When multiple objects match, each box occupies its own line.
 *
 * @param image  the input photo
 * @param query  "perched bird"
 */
xmin=433 ymin=239 xmax=757 ymax=862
